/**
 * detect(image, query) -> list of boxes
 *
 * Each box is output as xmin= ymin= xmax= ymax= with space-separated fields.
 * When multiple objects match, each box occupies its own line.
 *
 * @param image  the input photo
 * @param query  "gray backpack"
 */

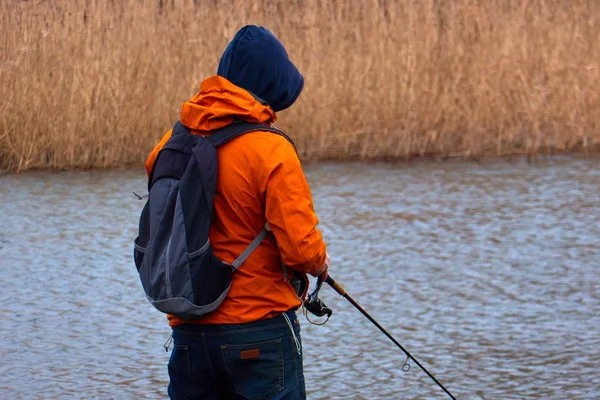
xmin=133 ymin=120 xmax=294 ymax=320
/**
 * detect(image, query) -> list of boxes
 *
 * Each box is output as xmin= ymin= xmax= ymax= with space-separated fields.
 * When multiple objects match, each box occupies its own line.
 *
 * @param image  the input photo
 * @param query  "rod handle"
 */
xmin=325 ymin=276 xmax=346 ymax=296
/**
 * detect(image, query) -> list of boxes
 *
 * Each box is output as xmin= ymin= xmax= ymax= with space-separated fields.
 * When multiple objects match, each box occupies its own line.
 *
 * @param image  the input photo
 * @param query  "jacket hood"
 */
xmin=180 ymin=75 xmax=277 ymax=132
xmin=217 ymin=25 xmax=304 ymax=112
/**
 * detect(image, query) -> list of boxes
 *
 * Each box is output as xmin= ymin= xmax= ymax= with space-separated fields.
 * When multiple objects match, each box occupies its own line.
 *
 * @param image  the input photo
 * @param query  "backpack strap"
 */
xmin=204 ymin=121 xmax=294 ymax=270
xmin=206 ymin=120 xmax=296 ymax=149
xmin=230 ymin=227 xmax=268 ymax=270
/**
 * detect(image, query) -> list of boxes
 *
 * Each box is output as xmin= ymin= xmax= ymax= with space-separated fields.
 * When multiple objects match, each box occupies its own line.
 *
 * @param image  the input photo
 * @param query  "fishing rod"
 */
xmin=304 ymin=275 xmax=457 ymax=400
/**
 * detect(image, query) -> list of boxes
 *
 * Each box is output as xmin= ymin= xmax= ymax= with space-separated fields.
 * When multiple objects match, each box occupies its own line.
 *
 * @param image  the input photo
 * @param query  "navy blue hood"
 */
xmin=217 ymin=25 xmax=304 ymax=112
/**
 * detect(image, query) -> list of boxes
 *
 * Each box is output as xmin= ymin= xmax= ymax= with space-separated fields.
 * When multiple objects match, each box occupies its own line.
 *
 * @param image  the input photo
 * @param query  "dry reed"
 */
xmin=1 ymin=0 xmax=599 ymax=172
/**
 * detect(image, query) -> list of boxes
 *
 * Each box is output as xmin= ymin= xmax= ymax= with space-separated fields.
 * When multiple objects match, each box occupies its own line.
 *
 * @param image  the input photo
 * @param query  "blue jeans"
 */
xmin=167 ymin=310 xmax=306 ymax=400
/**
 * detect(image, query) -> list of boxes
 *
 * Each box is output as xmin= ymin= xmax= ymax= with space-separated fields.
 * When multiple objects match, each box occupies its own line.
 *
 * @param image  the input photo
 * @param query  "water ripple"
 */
xmin=1 ymin=157 xmax=599 ymax=399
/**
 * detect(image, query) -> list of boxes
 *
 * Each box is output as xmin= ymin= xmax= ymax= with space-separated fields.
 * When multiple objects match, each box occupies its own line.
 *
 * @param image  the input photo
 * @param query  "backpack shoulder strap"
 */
xmin=203 ymin=121 xmax=293 ymax=270
xmin=230 ymin=228 xmax=268 ymax=270
xmin=206 ymin=120 xmax=295 ymax=149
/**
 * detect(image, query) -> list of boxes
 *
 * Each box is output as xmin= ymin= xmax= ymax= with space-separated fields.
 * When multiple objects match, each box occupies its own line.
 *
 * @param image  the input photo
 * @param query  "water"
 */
xmin=1 ymin=157 xmax=599 ymax=399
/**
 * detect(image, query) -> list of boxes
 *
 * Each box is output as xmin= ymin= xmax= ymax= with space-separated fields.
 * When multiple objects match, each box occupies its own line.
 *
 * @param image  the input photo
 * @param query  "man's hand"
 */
xmin=317 ymin=252 xmax=329 ymax=281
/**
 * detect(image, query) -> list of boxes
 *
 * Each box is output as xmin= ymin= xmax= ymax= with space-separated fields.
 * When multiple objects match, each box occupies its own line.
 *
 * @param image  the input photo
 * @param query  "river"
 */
xmin=1 ymin=157 xmax=599 ymax=399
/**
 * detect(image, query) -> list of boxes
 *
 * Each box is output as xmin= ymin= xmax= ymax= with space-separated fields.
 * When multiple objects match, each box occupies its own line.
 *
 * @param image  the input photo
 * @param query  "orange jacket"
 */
xmin=145 ymin=76 xmax=327 ymax=326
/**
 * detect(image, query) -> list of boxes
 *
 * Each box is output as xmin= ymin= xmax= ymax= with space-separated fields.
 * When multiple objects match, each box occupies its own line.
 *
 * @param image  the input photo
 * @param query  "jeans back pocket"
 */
xmin=221 ymin=338 xmax=285 ymax=400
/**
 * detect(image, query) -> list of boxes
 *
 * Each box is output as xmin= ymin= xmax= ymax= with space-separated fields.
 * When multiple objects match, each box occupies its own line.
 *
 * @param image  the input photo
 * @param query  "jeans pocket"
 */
xmin=221 ymin=338 xmax=285 ymax=400
xmin=168 ymin=344 xmax=192 ymax=389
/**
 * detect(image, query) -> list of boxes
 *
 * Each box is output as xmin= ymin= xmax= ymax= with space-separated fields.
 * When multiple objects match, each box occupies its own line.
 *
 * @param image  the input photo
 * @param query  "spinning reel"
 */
xmin=303 ymin=277 xmax=332 ymax=325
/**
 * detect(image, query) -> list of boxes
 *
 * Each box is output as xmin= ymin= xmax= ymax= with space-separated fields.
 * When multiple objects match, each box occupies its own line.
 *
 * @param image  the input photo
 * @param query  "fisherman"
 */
xmin=144 ymin=25 xmax=329 ymax=400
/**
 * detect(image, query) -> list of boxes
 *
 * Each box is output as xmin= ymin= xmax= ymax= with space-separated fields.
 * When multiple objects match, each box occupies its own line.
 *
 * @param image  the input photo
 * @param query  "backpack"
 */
xmin=133 ymin=120 xmax=294 ymax=320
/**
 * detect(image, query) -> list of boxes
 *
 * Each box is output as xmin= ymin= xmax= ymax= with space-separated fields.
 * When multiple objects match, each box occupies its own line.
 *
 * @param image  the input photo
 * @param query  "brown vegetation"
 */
xmin=1 ymin=0 xmax=599 ymax=172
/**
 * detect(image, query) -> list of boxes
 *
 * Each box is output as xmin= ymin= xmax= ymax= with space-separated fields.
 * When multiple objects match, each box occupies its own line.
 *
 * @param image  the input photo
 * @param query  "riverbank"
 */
xmin=2 ymin=0 xmax=599 ymax=172
xmin=2 ymin=151 xmax=598 ymax=176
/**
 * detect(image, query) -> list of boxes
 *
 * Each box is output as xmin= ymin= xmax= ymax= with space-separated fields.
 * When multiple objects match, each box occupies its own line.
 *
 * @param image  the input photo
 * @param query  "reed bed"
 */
xmin=1 ymin=0 xmax=599 ymax=172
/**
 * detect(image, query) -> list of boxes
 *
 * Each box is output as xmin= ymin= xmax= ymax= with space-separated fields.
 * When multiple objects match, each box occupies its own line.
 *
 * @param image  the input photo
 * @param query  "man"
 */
xmin=145 ymin=25 xmax=329 ymax=400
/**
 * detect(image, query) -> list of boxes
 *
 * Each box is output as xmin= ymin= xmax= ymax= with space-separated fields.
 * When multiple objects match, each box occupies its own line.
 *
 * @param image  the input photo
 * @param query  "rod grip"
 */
xmin=325 ymin=276 xmax=346 ymax=296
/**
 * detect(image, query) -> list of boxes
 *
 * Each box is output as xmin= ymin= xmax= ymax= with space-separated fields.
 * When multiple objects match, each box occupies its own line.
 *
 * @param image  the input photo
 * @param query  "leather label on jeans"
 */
xmin=240 ymin=349 xmax=260 ymax=360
